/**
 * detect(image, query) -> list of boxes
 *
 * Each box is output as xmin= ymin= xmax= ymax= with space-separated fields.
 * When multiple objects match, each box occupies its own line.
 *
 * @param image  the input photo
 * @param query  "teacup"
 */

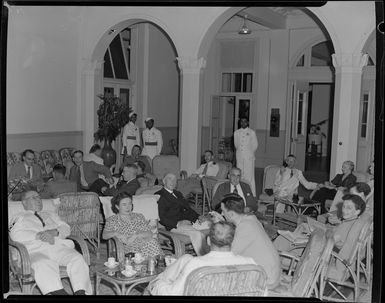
xmin=107 ymin=257 xmax=116 ymax=267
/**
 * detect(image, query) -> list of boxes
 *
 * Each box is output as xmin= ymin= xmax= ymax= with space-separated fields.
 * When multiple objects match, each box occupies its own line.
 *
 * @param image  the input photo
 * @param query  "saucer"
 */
xmin=104 ymin=261 xmax=119 ymax=269
xmin=121 ymin=269 xmax=137 ymax=277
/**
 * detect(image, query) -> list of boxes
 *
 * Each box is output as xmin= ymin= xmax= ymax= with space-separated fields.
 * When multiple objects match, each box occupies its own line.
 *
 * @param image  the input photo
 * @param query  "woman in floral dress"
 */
xmin=102 ymin=192 xmax=163 ymax=257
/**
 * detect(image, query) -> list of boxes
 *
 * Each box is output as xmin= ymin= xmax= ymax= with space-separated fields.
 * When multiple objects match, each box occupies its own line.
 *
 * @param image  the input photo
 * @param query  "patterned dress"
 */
xmin=104 ymin=213 xmax=163 ymax=257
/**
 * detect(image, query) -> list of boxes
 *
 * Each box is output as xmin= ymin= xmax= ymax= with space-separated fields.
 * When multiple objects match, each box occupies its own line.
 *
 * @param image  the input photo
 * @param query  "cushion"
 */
xmin=100 ymin=195 xmax=160 ymax=220
xmin=8 ymin=198 xmax=60 ymax=227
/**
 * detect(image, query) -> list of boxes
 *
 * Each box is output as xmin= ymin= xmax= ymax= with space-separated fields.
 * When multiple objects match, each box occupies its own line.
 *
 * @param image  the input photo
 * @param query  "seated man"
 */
xmin=147 ymin=221 xmax=258 ymax=295
xmin=121 ymin=145 xmax=152 ymax=174
xmin=83 ymin=144 xmax=104 ymax=165
xmin=9 ymin=190 xmax=92 ymax=295
xmin=8 ymin=149 xmax=43 ymax=183
xmin=155 ymin=173 xmax=208 ymax=256
xmin=212 ymin=167 xmax=257 ymax=213
xmin=40 ymin=164 xmax=77 ymax=198
xmin=273 ymin=154 xmax=319 ymax=213
xmin=221 ymin=194 xmax=281 ymax=289
xmin=177 ymin=150 xmax=219 ymax=198
xmin=101 ymin=164 xmax=140 ymax=196
xmin=69 ymin=150 xmax=114 ymax=195
xmin=135 ymin=160 xmax=158 ymax=187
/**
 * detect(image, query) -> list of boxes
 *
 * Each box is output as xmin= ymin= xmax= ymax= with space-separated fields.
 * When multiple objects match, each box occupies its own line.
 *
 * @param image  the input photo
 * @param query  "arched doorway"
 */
xmin=88 ymin=19 xmax=180 ymax=170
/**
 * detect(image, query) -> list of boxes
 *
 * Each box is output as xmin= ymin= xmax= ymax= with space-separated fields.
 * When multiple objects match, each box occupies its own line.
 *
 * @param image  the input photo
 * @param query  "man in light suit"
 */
xmin=68 ymin=150 xmax=114 ymax=195
xmin=212 ymin=167 xmax=257 ymax=213
xmin=234 ymin=117 xmax=258 ymax=196
xmin=142 ymin=117 xmax=163 ymax=160
xmin=9 ymin=190 xmax=92 ymax=295
xmin=121 ymin=112 xmax=141 ymax=157
xmin=177 ymin=150 xmax=219 ymax=197
xmin=8 ymin=149 xmax=43 ymax=183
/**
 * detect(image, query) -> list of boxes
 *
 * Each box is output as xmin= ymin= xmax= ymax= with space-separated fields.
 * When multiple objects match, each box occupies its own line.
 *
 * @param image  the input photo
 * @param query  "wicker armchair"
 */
xmin=270 ymin=228 xmax=334 ymax=298
xmin=183 ymin=264 xmax=268 ymax=296
xmin=320 ymin=214 xmax=373 ymax=302
xmin=57 ymin=192 xmax=101 ymax=258
xmin=9 ymin=235 xmax=90 ymax=294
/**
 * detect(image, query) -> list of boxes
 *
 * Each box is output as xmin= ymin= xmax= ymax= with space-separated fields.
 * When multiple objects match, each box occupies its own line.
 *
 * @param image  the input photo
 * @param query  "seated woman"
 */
xmin=311 ymin=160 xmax=356 ymax=214
xmin=274 ymin=194 xmax=367 ymax=260
xmin=102 ymin=192 xmax=164 ymax=258
xmin=321 ymin=182 xmax=371 ymax=225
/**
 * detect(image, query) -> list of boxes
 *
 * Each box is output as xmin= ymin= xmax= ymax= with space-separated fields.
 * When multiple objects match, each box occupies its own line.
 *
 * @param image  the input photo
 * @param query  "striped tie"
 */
xmin=34 ymin=212 xmax=46 ymax=227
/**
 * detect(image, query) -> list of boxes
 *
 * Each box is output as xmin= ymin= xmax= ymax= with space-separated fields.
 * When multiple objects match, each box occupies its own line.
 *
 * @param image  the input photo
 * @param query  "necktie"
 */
xmin=171 ymin=191 xmax=177 ymax=198
xmin=34 ymin=212 xmax=46 ymax=227
xmin=76 ymin=166 xmax=81 ymax=187
xmin=202 ymin=163 xmax=208 ymax=175
xmin=27 ymin=166 xmax=31 ymax=179
xmin=233 ymin=186 xmax=238 ymax=194
xmin=290 ymin=169 xmax=294 ymax=178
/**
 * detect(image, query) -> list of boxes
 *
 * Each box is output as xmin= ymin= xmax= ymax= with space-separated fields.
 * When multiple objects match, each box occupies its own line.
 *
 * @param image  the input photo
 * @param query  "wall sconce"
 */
xmin=238 ymin=15 xmax=251 ymax=35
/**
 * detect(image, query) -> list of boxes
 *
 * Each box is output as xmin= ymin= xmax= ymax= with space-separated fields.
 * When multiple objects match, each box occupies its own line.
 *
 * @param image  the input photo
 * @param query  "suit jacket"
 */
xmin=8 ymin=162 xmax=43 ymax=182
xmin=103 ymin=178 xmax=140 ymax=196
xmin=69 ymin=161 xmax=112 ymax=191
xmin=155 ymin=188 xmax=199 ymax=230
xmin=212 ymin=181 xmax=257 ymax=211
xmin=40 ymin=179 xmax=78 ymax=199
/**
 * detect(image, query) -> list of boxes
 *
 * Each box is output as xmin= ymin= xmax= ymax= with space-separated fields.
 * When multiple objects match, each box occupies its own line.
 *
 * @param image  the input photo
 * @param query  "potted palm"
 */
xmin=94 ymin=94 xmax=132 ymax=167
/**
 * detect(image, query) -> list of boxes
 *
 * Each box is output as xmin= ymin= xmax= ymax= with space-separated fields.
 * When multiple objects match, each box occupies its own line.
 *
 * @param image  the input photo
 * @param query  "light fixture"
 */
xmin=238 ymin=15 xmax=251 ymax=35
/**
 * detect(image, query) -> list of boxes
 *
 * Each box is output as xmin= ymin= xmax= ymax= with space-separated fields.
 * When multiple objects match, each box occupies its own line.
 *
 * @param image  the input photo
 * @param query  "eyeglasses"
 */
xmin=25 ymin=157 xmax=34 ymax=161
xmin=230 ymin=174 xmax=241 ymax=177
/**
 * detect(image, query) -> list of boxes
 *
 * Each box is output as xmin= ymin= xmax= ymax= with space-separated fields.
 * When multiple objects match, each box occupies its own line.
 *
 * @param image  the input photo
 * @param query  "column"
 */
xmin=82 ymin=59 xmax=103 ymax=152
xmin=177 ymin=57 xmax=206 ymax=175
xmin=330 ymin=52 xmax=368 ymax=176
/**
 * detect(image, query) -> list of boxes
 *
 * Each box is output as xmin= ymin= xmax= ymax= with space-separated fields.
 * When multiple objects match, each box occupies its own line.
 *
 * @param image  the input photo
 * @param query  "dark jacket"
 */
xmin=103 ymin=178 xmax=140 ymax=197
xmin=212 ymin=181 xmax=257 ymax=211
xmin=155 ymin=187 xmax=199 ymax=230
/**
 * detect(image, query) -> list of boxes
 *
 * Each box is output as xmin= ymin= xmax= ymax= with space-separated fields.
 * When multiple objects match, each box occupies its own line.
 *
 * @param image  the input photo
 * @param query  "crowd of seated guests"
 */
xmin=7 ymin=146 xmax=374 ymax=296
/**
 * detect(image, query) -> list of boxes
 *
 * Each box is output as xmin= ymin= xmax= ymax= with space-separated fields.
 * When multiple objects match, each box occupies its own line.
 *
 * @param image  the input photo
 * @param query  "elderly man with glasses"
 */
xmin=212 ymin=167 xmax=257 ymax=213
xmin=9 ymin=190 xmax=92 ymax=295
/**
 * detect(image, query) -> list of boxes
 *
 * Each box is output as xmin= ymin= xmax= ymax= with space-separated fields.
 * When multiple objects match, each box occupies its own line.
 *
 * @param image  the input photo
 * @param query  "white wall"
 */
xmin=147 ymin=24 xmax=179 ymax=128
xmin=6 ymin=6 xmax=81 ymax=134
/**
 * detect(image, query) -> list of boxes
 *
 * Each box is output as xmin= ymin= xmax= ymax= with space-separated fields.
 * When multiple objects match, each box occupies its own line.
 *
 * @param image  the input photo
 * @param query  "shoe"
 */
xmin=74 ymin=289 xmax=86 ymax=295
xmin=47 ymin=288 xmax=69 ymax=295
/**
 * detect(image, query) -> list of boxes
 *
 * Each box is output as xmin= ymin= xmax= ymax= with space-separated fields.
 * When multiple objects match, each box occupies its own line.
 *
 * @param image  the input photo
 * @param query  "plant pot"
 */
xmin=101 ymin=140 xmax=116 ymax=168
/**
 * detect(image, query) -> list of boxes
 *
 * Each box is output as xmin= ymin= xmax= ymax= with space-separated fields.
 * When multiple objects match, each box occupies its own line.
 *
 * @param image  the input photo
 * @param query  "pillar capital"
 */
xmin=332 ymin=53 xmax=368 ymax=70
xmin=177 ymin=57 xmax=206 ymax=74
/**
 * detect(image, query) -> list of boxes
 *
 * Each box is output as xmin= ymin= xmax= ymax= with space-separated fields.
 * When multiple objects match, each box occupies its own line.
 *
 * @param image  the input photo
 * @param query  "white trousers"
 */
xmin=142 ymin=146 xmax=158 ymax=160
xmin=236 ymin=154 xmax=256 ymax=196
xmin=171 ymin=223 xmax=208 ymax=256
xmin=30 ymin=244 xmax=92 ymax=295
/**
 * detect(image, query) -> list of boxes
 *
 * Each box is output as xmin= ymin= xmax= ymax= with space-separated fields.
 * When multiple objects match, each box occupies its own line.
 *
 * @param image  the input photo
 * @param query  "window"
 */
xmin=297 ymin=92 xmax=305 ymax=135
xmin=360 ymin=92 xmax=370 ymax=138
xmin=103 ymin=28 xmax=131 ymax=80
xmin=310 ymin=41 xmax=334 ymax=66
xmin=221 ymin=72 xmax=253 ymax=92
xmin=296 ymin=55 xmax=305 ymax=67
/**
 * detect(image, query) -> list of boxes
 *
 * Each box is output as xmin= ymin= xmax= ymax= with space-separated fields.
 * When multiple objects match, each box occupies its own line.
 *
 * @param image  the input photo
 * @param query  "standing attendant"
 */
xmin=234 ymin=118 xmax=258 ymax=196
xmin=142 ymin=117 xmax=163 ymax=160
xmin=121 ymin=112 xmax=141 ymax=157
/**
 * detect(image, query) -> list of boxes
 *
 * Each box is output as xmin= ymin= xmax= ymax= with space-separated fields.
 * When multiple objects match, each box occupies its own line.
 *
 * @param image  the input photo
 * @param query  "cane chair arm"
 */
xmin=67 ymin=235 xmax=91 ymax=266
xmin=8 ymin=238 xmax=33 ymax=284
xmin=180 ymin=170 xmax=188 ymax=179
xmin=106 ymin=236 xmax=126 ymax=263
xmin=279 ymin=251 xmax=300 ymax=276
xmin=158 ymin=229 xmax=185 ymax=257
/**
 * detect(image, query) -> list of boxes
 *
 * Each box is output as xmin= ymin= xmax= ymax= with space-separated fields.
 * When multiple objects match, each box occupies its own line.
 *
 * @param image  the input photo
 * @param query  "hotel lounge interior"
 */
xmin=2 ymin=1 xmax=383 ymax=300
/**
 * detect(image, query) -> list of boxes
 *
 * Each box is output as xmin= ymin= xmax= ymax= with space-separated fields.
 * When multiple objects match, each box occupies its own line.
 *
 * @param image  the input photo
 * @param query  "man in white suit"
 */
xmin=142 ymin=117 xmax=163 ymax=160
xmin=121 ymin=112 xmax=141 ymax=157
xmin=234 ymin=118 xmax=258 ymax=196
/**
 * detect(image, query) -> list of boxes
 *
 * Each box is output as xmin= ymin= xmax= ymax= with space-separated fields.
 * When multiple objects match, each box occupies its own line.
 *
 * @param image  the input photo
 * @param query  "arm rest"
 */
xmin=107 ymin=236 xmax=126 ymax=263
xmin=158 ymin=229 xmax=185 ymax=257
xmin=8 ymin=238 xmax=33 ymax=283
xmin=67 ymin=235 xmax=90 ymax=266
xmin=279 ymin=251 xmax=300 ymax=276
xmin=180 ymin=170 xmax=188 ymax=179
